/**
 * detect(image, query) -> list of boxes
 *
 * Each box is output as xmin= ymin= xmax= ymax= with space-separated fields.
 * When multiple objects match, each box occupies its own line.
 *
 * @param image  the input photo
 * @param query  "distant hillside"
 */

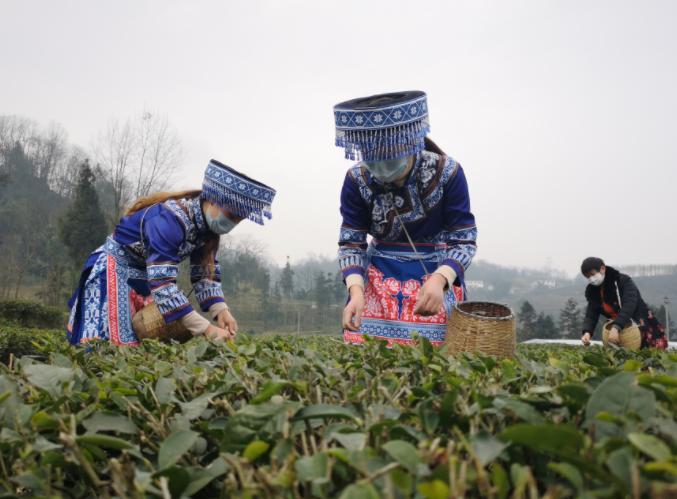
xmin=465 ymin=261 xmax=677 ymax=325
xmin=261 ymin=252 xmax=677 ymax=333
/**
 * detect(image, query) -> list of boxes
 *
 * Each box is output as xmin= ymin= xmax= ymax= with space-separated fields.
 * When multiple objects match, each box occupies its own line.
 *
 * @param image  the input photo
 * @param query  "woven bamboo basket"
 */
xmin=132 ymin=302 xmax=193 ymax=343
xmin=602 ymin=320 xmax=641 ymax=350
xmin=446 ymin=302 xmax=516 ymax=359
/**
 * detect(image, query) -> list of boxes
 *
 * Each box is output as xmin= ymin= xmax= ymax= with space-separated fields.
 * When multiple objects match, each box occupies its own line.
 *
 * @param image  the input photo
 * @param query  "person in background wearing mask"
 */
xmin=334 ymin=91 xmax=477 ymax=346
xmin=580 ymin=257 xmax=668 ymax=349
xmin=67 ymin=159 xmax=276 ymax=346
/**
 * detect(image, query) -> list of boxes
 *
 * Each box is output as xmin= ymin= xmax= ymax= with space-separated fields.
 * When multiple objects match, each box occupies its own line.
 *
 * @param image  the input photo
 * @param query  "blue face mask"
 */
xmin=205 ymin=210 xmax=238 ymax=235
xmin=364 ymin=157 xmax=410 ymax=183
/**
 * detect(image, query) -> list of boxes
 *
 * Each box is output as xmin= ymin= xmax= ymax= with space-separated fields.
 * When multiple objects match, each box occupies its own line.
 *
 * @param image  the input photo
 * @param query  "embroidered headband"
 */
xmin=201 ymin=159 xmax=276 ymax=225
xmin=334 ymin=90 xmax=430 ymax=162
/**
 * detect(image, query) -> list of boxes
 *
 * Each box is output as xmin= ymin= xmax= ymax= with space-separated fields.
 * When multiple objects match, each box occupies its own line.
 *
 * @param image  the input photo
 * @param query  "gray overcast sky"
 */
xmin=1 ymin=0 xmax=676 ymax=274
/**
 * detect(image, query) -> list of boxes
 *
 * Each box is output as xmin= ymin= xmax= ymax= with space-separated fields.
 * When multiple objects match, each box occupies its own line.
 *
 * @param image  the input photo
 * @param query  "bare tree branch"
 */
xmin=93 ymin=111 xmax=182 ymax=221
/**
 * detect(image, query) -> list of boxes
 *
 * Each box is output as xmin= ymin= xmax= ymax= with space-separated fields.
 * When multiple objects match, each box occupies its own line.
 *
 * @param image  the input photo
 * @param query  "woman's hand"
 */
xmin=215 ymin=308 xmax=238 ymax=337
xmin=342 ymin=286 xmax=365 ymax=331
xmin=205 ymin=324 xmax=234 ymax=342
xmin=581 ymin=332 xmax=592 ymax=346
xmin=414 ymin=274 xmax=447 ymax=316
xmin=608 ymin=326 xmax=621 ymax=345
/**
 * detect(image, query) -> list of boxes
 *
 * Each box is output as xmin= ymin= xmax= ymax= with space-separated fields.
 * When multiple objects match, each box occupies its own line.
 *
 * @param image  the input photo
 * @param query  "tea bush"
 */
xmin=0 ymin=300 xmax=66 ymax=329
xmin=0 ymin=332 xmax=675 ymax=498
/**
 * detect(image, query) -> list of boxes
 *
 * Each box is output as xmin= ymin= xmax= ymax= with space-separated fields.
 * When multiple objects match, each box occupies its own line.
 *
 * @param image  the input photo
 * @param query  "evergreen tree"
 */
xmin=313 ymin=271 xmax=332 ymax=309
xmin=559 ymin=298 xmax=582 ymax=339
xmin=59 ymin=160 xmax=108 ymax=269
xmin=333 ymin=270 xmax=346 ymax=303
xmin=535 ymin=312 xmax=558 ymax=339
xmin=280 ymin=256 xmax=294 ymax=298
xmin=517 ymin=301 xmax=538 ymax=341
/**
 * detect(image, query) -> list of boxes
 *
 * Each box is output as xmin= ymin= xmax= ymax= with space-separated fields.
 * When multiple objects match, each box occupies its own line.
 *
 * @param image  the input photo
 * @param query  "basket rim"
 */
xmin=453 ymin=301 xmax=514 ymax=321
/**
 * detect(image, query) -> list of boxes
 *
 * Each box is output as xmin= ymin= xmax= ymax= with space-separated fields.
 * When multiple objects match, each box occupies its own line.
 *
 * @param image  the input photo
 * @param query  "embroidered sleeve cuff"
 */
xmin=162 ymin=304 xmax=194 ymax=323
xmin=200 ymin=296 xmax=225 ymax=312
xmin=194 ymin=279 xmax=226 ymax=311
xmin=433 ymin=265 xmax=457 ymax=288
xmin=345 ymin=273 xmax=365 ymax=291
xmin=179 ymin=311 xmax=211 ymax=336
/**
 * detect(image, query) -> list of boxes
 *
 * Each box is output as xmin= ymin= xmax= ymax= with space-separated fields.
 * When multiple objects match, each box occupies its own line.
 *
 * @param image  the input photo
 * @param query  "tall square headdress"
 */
xmin=334 ymin=90 xmax=430 ymax=162
xmin=201 ymin=159 xmax=276 ymax=225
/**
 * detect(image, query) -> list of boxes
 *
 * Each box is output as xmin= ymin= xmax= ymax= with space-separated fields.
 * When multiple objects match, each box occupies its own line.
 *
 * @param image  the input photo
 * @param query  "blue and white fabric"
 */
xmin=201 ymin=159 xmax=276 ymax=225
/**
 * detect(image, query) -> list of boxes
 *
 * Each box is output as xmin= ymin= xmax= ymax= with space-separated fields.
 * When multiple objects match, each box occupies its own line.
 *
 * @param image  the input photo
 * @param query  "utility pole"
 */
xmin=297 ymin=308 xmax=301 ymax=335
xmin=664 ymin=296 xmax=670 ymax=342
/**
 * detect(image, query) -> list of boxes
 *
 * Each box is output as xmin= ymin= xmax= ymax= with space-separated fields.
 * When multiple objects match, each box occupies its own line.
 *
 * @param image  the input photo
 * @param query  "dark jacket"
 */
xmin=582 ymin=266 xmax=650 ymax=336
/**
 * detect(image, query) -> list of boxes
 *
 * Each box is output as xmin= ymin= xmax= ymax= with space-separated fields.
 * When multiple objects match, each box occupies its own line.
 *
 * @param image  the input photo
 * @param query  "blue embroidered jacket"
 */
xmin=338 ymin=149 xmax=477 ymax=283
xmin=113 ymin=197 xmax=225 ymax=322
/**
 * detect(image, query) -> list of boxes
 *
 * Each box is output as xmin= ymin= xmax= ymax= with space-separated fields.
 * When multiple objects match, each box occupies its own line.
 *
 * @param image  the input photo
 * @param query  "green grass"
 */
xmin=0 ymin=329 xmax=676 ymax=498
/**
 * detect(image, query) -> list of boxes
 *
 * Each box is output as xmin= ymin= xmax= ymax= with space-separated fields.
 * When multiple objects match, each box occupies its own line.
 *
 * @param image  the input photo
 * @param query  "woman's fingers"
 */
xmin=414 ymin=292 xmax=441 ymax=316
xmin=342 ymin=305 xmax=357 ymax=331
xmin=413 ymin=291 xmax=426 ymax=314
xmin=342 ymin=306 xmax=354 ymax=330
xmin=342 ymin=302 xmax=363 ymax=331
xmin=353 ymin=305 xmax=364 ymax=329
xmin=216 ymin=310 xmax=239 ymax=335
xmin=225 ymin=316 xmax=238 ymax=334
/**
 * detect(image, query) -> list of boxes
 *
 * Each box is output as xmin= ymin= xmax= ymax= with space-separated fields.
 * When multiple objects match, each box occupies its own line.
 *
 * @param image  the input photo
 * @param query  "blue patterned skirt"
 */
xmin=343 ymin=241 xmax=465 ymax=346
xmin=67 ymin=238 xmax=149 ymax=346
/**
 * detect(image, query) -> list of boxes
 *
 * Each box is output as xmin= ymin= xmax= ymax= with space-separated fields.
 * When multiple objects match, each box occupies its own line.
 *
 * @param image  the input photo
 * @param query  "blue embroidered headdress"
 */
xmin=334 ymin=90 xmax=430 ymax=162
xmin=201 ymin=159 xmax=276 ymax=225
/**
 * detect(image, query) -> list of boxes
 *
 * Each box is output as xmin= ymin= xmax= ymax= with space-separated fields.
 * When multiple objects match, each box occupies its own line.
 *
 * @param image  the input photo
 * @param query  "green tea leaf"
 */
xmin=628 ymin=433 xmax=671 ymax=461
xmin=155 ymin=377 xmax=176 ymax=404
xmin=332 ymin=432 xmax=367 ymax=451
xmin=382 ymin=440 xmax=420 ymax=473
xmin=557 ymin=383 xmax=591 ymax=409
xmin=606 ymin=446 xmax=633 ymax=489
xmin=294 ymin=404 xmax=360 ymax=423
xmin=23 ymin=364 xmax=74 ymax=396
xmin=156 ymin=466 xmax=191 ymax=498
xmin=491 ymin=463 xmax=509 ymax=499
xmin=548 ymin=462 xmax=583 ymax=491
xmin=500 ymin=423 xmax=583 ymax=456
xmin=252 ymin=380 xmax=289 ymax=404
xmin=179 ymin=392 xmax=217 ymax=420
xmin=417 ymin=480 xmax=450 ymax=499
xmin=30 ymin=410 xmax=59 ymax=431
xmin=494 ymin=398 xmax=544 ymax=424
xmin=471 ymin=434 xmax=508 ymax=466
xmin=338 ymin=483 xmax=380 ymax=499
xmin=76 ymin=433 xmax=134 ymax=450
xmin=83 ymin=412 xmax=138 ymax=435
xmin=295 ymin=453 xmax=328 ymax=482
xmin=243 ymin=440 xmax=270 ymax=462
xmin=643 ymin=461 xmax=677 ymax=476
xmin=585 ymin=372 xmax=656 ymax=439
xmin=158 ymin=430 xmax=198 ymax=469
xmin=32 ymin=436 xmax=62 ymax=452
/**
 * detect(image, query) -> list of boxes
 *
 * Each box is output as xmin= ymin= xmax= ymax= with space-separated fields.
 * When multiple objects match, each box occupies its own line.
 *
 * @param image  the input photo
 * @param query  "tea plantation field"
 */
xmin=0 ymin=328 xmax=676 ymax=498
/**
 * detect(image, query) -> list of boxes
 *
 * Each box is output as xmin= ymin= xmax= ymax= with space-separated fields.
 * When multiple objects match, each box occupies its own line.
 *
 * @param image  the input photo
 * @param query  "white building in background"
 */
xmin=533 ymin=279 xmax=558 ymax=289
xmin=621 ymin=264 xmax=677 ymax=277
xmin=466 ymin=280 xmax=494 ymax=291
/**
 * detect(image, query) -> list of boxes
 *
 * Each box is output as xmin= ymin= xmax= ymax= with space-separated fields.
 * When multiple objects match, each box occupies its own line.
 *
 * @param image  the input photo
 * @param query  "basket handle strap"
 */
xmin=614 ymin=280 xmax=638 ymax=327
xmin=392 ymin=203 xmax=430 ymax=278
